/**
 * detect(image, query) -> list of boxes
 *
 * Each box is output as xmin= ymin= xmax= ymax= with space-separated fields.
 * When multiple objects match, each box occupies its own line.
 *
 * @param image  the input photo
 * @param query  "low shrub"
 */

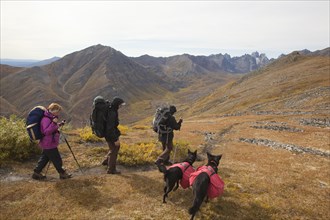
xmin=78 ymin=125 xmax=129 ymax=143
xmin=0 ymin=115 xmax=40 ymax=165
xmin=118 ymin=124 xmax=129 ymax=135
xmin=77 ymin=126 xmax=103 ymax=143
xmin=117 ymin=140 xmax=193 ymax=166
xmin=131 ymin=125 xmax=150 ymax=130
xmin=118 ymin=142 xmax=162 ymax=166
xmin=171 ymin=140 xmax=193 ymax=162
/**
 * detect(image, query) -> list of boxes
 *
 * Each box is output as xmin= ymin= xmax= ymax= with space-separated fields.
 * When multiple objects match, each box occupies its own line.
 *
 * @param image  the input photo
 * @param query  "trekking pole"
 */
xmin=58 ymin=122 xmax=84 ymax=174
xmin=61 ymin=132 xmax=84 ymax=174
xmin=173 ymin=143 xmax=178 ymax=163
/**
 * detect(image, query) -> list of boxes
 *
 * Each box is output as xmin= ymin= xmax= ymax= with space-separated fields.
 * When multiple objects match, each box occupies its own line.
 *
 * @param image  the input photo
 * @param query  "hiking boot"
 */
xmin=107 ymin=170 xmax=121 ymax=175
xmin=32 ymin=171 xmax=46 ymax=180
xmin=59 ymin=171 xmax=72 ymax=179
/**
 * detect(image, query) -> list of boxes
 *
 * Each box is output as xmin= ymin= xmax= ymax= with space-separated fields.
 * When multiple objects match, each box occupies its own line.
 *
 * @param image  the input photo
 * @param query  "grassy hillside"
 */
xmin=187 ymin=53 xmax=330 ymax=117
xmin=1 ymin=112 xmax=329 ymax=219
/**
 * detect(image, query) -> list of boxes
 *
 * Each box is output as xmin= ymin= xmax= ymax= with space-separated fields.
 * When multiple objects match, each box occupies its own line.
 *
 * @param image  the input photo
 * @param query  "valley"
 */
xmin=0 ymin=45 xmax=329 ymax=219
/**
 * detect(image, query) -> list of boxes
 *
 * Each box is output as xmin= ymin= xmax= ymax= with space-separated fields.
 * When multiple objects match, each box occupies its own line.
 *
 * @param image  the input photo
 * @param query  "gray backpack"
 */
xmin=152 ymin=107 xmax=172 ymax=133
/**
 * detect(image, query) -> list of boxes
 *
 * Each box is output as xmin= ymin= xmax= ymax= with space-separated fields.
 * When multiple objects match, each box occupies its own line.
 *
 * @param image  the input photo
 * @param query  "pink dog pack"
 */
xmin=189 ymin=165 xmax=225 ymax=199
xmin=168 ymin=162 xmax=195 ymax=189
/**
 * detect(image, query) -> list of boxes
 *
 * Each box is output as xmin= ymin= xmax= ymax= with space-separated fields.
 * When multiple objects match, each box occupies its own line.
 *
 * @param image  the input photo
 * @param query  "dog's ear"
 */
xmin=207 ymin=152 xmax=212 ymax=161
xmin=188 ymin=149 xmax=192 ymax=154
xmin=215 ymin=154 xmax=222 ymax=163
xmin=193 ymin=150 xmax=197 ymax=155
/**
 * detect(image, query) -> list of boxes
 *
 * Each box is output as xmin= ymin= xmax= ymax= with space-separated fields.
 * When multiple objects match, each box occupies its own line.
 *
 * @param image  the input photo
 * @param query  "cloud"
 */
xmin=1 ymin=1 xmax=329 ymax=59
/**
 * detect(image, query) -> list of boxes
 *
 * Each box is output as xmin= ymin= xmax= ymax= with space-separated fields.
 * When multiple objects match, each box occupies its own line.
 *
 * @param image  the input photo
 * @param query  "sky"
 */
xmin=1 ymin=1 xmax=329 ymax=60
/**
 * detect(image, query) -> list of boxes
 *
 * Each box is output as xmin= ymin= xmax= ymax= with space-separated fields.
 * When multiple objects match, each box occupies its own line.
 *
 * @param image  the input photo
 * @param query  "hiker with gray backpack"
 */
xmin=90 ymin=96 xmax=126 ymax=174
xmin=153 ymin=105 xmax=183 ymax=172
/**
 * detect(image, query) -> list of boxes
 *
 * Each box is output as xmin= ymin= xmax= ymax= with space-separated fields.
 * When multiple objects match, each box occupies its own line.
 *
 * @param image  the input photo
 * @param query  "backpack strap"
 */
xmin=207 ymin=166 xmax=216 ymax=176
xmin=180 ymin=162 xmax=191 ymax=172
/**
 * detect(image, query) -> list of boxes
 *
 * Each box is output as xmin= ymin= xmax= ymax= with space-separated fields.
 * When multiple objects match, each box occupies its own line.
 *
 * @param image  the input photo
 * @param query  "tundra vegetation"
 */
xmin=1 ymin=112 xmax=329 ymax=219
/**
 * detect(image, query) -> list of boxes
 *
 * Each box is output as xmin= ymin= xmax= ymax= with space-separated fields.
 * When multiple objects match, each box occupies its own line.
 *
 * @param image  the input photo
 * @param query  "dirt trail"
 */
xmin=0 ymin=163 xmax=159 ymax=183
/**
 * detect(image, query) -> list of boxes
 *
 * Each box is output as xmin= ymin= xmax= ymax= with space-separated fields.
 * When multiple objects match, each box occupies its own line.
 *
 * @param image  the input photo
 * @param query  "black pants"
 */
xmin=34 ymin=148 xmax=65 ymax=174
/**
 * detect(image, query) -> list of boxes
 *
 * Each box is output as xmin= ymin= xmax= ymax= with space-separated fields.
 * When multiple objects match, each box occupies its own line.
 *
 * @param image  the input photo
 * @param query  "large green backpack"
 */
xmin=90 ymin=96 xmax=110 ymax=138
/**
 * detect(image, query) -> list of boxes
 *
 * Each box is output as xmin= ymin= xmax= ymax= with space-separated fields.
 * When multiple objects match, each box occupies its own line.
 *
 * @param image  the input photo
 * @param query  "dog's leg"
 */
xmin=163 ymin=185 xmax=168 ymax=203
xmin=163 ymin=180 xmax=170 ymax=203
xmin=163 ymin=180 xmax=171 ymax=203
xmin=163 ymin=179 xmax=176 ymax=203
xmin=163 ymin=190 xmax=170 ymax=203
xmin=205 ymin=196 xmax=209 ymax=203
xmin=189 ymin=173 xmax=209 ymax=219
xmin=173 ymin=180 xmax=179 ymax=191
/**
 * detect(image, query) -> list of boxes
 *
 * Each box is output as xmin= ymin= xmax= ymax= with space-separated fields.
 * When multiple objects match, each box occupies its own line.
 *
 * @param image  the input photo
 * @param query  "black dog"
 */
xmin=163 ymin=149 xmax=197 ymax=203
xmin=189 ymin=152 xmax=222 ymax=220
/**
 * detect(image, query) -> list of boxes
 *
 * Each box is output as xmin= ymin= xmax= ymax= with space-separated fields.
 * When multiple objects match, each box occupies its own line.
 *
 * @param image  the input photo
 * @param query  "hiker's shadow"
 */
xmin=197 ymin=193 xmax=273 ymax=220
xmin=122 ymin=173 xmax=193 ymax=208
xmin=54 ymin=178 xmax=120 ymax=210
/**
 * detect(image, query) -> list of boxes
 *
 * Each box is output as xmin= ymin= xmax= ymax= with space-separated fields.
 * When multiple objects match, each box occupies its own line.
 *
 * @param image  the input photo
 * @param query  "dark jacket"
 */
xmin=105 ymin=97 xmax=124 ymax=142
xmin=159 ymin=114 xmax=182 ymax=143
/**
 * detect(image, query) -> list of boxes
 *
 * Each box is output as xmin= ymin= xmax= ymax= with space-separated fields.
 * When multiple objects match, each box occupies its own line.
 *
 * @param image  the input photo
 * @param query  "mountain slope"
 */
xmin=1 ymin=45 xmax=328 ymax=125
xmin=27 ymin=56 xmax=61 ymax=67
xmin=188 ymin=52 xmax=330 ymax=116
xmin=0 ymin=45 xmax=173 ymax=124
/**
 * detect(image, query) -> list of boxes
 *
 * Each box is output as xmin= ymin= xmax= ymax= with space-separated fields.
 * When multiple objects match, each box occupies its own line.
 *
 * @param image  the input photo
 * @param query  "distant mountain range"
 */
xmin=1 ymin=47 xmax=273 ymax=72
xmin=188 ymin=50 xmax=330 ymax=117
xmin=0 ymin=57 xmax=61 ymax=67
xmin=0 ymin=44 xmax=329 ymax=125
xmin=133 ymin=51 xmax=271 ymax=77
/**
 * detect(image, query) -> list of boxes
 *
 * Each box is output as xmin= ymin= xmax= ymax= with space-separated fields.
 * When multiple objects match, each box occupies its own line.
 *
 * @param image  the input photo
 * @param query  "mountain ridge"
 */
xmin=187 ymin=52 xmax=330 ymax=117
xmin=1 ymin=45 xmax=329 ymax=126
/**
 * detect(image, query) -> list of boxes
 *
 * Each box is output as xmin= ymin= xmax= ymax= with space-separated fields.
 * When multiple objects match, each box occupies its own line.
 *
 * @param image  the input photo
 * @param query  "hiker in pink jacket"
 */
xmin=32 ymin=103 xmax=72 ymax=180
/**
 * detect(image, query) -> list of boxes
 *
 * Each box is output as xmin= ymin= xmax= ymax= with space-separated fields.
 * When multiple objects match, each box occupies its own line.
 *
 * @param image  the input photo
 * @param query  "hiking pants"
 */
xmin=106 ymin=141 xmax=120 ymax=172
xmin=34 ymin=148 xmax=65 ymax=174
xmin=162 ymin=142 xmax=170 ymax=162
xmin=157 ymin=135 xmax=174 ymax=162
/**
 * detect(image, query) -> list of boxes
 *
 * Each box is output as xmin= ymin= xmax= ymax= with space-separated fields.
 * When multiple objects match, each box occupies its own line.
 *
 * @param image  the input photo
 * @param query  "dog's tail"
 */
xmin=189 ymin=173 xmax=209 ymax=216
xmin=189 ymin=196 xmax=204 ymax=216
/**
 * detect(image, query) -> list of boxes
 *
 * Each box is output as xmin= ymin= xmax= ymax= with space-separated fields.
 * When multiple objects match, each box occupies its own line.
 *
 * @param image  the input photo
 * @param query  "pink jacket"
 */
xmin=39 ymin=111 xmax=60 ymax=149
xmin=189 ymin=165 xmax=224 ymax=199
xmin=168 ymin=162 xmax=195 ymax=189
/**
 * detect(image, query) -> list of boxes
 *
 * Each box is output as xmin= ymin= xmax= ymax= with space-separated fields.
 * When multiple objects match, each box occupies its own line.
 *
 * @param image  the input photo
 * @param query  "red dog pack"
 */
xmin=189 ymin=165 xmax=224 ymax=199
xmin=168 ymin=162 xmax=195 ymax=189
